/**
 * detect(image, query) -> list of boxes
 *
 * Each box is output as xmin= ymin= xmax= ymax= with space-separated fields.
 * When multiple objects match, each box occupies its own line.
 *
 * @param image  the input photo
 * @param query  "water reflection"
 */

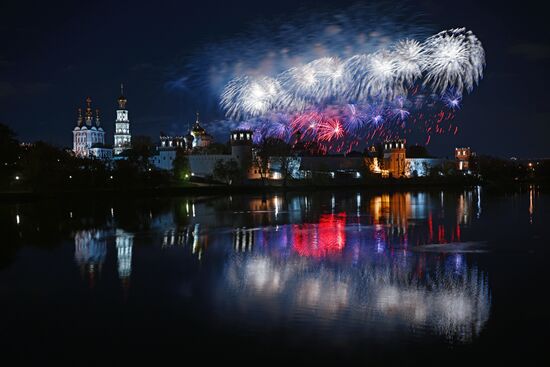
xmin=221 ymin=249 xmax=490 ymax=342
xmin=74 ymin=228 xmax=133 ymax=288
xmin=116 ymin=229 xmax=133 ymax=286
xmin=5 ymin=188 xmax=501 ymax=346
xmin=74 ymin=230 xmax=107 ymax=288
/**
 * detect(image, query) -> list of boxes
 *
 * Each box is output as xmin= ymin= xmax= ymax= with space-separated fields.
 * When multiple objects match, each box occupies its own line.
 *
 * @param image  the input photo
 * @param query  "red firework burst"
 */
xmin=317 ymin=117 xmax=344 ymax=142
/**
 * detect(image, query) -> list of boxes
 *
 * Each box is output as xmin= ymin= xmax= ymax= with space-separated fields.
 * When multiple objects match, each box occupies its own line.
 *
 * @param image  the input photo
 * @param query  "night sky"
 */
xmin=1 ymin=0 xmax=548 ymax=158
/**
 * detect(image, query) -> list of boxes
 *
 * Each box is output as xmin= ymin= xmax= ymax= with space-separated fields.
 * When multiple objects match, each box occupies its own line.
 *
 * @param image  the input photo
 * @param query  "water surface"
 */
xmin=1 ymin=187 xmax=548 ymax=364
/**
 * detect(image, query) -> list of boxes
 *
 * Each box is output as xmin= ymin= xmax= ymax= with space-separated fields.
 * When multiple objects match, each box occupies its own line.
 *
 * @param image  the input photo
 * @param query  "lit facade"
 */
xmin=455 ymin=147 xmax=472 ymax=171
xmin=113 ymin=85 xmax=131 ymax=155
xmin=383 ymin=140 xmax=407 ymax=178
xmin=72 ymin=97 xmax=111 ymax=159
xmin=190 ymin=113 xmax=213 ymax=148
xmin=187 ymin=129 xmax=258 ymax=178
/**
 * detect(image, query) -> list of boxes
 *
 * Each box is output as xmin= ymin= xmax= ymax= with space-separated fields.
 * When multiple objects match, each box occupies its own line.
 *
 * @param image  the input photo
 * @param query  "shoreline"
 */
xmin=2 ymin=177 xmax=543 ymax=202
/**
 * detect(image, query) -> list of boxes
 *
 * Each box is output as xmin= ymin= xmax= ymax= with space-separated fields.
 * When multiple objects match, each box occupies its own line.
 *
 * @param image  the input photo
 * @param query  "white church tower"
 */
xmin=113 ymin=84 xmax=131 ymax=155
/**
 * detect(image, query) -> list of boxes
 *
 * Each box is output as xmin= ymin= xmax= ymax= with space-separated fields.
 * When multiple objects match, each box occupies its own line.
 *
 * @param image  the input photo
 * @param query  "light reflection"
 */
xmin=116 ymin=229 xmax=133 ymax=288
xmin=476 ymin=185 xmax=482 ymax=218
xmin=74 ymin=230 xmax=107 ymax=288
xmin=529 ymin=185 xmax=534 ymax=224
xmin=234 ymin=227 xmax=254 ymax=252
xmin=162 ymin=224 xmax=208 ymax=259
xmin=64 ymin=188 xmax=493 ymax=344
xmin=220 ymin=238 xmax=490 ymax=342
xmin=292 ymin=213 xmax=346 ymax=258
xmin=211 ymin=189 xmax=491 ymax=342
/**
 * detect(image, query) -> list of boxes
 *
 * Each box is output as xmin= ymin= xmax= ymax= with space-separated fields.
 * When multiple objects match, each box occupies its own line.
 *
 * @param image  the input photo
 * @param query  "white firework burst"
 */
xmin=363 ymin=50 xmax=403 ymax=100
xmin=279 ymin=57 xmax=347 ymax=104
xmin=220 ymin=28 xmax=485 ymax=121
xmin=423 ymin=28 xmax=485 ymax=95
xmin=393 ymin=39 xmax=426 ymax=87
xmin=220 ymin=76 xmax=282 ymax=119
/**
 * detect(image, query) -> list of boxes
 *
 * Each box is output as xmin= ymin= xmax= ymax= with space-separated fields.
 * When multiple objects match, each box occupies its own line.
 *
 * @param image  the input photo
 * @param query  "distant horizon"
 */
xmin=6 ymin=120 xmax=549 ymax=161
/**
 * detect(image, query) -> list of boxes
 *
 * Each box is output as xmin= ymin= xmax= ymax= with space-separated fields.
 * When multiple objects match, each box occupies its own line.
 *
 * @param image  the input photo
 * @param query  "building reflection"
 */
xmin=69 ymin=188 xmax=490 ymax=341
xmin=234 ymin=227 xmax=254 ymax=252
xmin=116 ymin=229 xmax=133 ymax=288
xmin=162 ymin=223 xmax=208 ymax=259
xmin=366 ymin=190 xmax=481 ymax=248
xmin=74 ymin=229 xmax=107 ymax=288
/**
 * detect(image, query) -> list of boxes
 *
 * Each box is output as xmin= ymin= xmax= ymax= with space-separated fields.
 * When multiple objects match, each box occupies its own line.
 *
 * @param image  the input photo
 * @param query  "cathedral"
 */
xmin=190 ymin=112 xmax=214 ymax=148
xmin=72 ymin=86 xmax=132 ymax=160
xmin=72 ymin=97 xmax=111 ymax=160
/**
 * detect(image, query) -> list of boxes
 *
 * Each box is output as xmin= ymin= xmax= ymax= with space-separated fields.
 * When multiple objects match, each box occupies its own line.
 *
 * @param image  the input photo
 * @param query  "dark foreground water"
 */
xmin=1 ymin=187 xmax=548 ymax=365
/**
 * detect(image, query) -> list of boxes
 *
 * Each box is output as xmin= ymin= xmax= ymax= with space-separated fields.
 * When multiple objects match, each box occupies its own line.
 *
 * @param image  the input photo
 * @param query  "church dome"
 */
xmin=191 ymin=123 xmax=205 ymax=134
xmin=190 ymin=112 xmax=206 ymax=137
xmin=184 ymin=132 xmax=194 ymax=143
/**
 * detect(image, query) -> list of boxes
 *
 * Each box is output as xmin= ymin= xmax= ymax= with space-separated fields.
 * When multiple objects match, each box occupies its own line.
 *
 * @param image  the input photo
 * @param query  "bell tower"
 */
xmin=113 ymin=83 xmax=131 ymax=155
xmin=383 ymin=139 xmax=407 ymax=178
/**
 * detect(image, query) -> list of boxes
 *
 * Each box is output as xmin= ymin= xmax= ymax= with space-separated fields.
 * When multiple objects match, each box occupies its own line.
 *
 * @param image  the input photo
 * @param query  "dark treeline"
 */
xmin=1 ymin=123 xmax=549 ymax=193
xmin=0 ymin=123 xmax=189 ymax=192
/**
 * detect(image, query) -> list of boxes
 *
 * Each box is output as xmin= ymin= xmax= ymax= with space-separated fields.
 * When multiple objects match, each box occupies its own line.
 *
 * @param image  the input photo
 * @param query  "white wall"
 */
xmin=188 ymin=154 xmax=233 ymax=177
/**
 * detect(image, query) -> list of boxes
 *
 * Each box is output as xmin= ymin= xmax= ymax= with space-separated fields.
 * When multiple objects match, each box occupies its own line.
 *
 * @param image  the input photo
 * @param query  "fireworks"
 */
xmin=423 ymin=28 xmax=485 ymax=95
xmin=317 ymin=116 xmax=344 ymax=142
xmin=221 ymin=76 xmax=282 ymax=119
xmin=215 ymin=26 xmax=484 ymax=151
xmin=393 ymin=39 xmax=426 ymax=88
xmin=443 ymin=90 xmax=462 ymax=110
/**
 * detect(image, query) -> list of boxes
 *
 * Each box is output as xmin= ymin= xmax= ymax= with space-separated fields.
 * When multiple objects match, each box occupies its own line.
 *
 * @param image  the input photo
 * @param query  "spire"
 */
xmin=77 ymin=108 xmax=83 ymax=126
xmin=85 ymin=97 xmax=93 ymax=126
xmin=194 ymin=111 xmax=201 ymax=128
xmin=118 ymin=83 xmax=127 ymax=109
xmin=190 ymin=111 xmax=205 ymax=136
xmin=95 ymin=109 xmax=101 ymax=126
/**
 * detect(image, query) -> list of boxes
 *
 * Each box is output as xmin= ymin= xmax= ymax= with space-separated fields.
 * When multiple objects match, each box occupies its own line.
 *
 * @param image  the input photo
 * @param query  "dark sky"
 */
xmin=1 ymin=0 xmax=548 ymax=158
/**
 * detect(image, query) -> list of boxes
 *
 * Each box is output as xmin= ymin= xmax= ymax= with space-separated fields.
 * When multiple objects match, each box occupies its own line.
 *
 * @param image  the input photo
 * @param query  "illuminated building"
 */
xmin=113 ymin=84 xmax=132 ymax=156
xmin=150 ymin=113 xmax=217 ymax=171
xmin=187 ymin=129 xmax=259 ymax=178
xmin=455 ymin=147 xmax=472 ymax=171
xmin=190 ymin=112 xmax=213 ymax=148
xmin=383 ymin=140 xmax=407 ymax=178
xmin=72 ymin=97 xmax=112 ymax=160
